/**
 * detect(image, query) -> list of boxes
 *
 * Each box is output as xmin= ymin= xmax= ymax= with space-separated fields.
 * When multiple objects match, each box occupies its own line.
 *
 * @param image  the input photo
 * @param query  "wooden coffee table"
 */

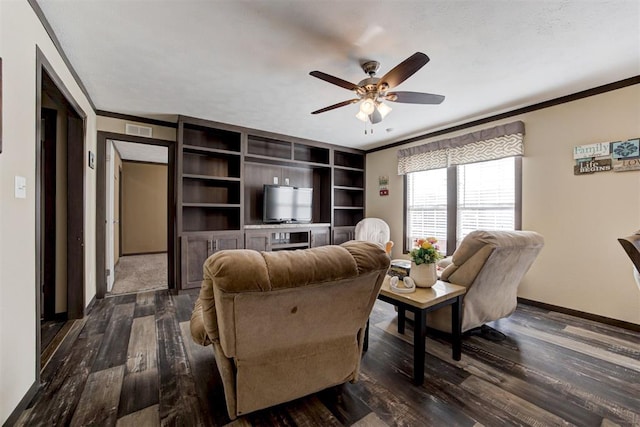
xmin=367 ymin=276 xmax=466 ymax=385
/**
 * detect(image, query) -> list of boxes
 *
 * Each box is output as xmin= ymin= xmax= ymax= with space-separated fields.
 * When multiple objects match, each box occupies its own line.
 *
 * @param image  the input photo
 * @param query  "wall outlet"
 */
xmin=273 ymin=176 xmax=278 ymax=184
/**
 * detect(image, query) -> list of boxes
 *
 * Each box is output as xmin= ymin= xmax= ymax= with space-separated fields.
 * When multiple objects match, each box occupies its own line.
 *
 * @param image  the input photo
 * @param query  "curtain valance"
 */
xmin=397 ymin=121 xmax=525 ymax=175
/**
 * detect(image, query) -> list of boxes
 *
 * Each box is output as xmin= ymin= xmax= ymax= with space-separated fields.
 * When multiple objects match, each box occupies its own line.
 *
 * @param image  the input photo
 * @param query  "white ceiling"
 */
xmin=112 ymin=140 xmax=167 ymax=164
xmin=37 ymin=1 xmax=640 ymax=150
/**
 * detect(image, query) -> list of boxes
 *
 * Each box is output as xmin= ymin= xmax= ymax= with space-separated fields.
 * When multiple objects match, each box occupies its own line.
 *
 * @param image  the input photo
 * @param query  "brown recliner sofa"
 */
xmin=190 ymin=241 xmax=390 ymax=419
xmin=430 ymin=230 xmax=544 ymax=333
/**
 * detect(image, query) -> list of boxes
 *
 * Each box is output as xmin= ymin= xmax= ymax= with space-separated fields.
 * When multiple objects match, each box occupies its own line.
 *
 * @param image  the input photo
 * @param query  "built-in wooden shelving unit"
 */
xmin=177 ymin=116 xmax=365 ymax=290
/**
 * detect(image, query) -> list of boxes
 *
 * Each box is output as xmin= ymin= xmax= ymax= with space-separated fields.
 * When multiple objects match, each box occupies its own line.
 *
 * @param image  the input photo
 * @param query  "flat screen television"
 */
xmin=263 ymin=185 xmax=313 ymax=223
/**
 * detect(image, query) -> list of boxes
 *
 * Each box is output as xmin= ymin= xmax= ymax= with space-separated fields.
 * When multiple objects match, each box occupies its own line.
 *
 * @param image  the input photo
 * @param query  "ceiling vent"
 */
xmin=125 ymin=123 xmax=153 ymax=138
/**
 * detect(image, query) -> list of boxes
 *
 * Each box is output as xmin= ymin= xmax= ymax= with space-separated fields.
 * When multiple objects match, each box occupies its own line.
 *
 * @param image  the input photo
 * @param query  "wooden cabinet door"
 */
xmin=181 ymin=234 xmax=213 ymax=289
xmin=310 ymin=227 xmax=330 ymax=247
xmin=245 ymin=231 xmax=271 ymax=252
xmin=181 ymin=232 xmax=243 ymax=289
xmin=332 ymin=227 xmax=354 ymax=245
xmin=212 ymin=232 xmax=243 ymax=252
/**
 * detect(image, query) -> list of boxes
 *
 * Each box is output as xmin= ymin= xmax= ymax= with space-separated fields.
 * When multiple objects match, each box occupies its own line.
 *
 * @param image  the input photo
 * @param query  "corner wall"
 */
xmin=0 ymin=1 xmax=97 ymax=423
xmin=366 ymin=84 xmax=640 ymax=325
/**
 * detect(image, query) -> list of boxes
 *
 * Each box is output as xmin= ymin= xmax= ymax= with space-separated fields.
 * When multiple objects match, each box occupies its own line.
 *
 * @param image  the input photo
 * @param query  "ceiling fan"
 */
xmin=309 ymin=52 xmax=445 ymax=125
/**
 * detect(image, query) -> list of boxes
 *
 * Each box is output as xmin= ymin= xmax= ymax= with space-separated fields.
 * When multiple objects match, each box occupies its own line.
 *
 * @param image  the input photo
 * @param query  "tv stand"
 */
xmin=245 ymin=223 xmax=331 ymax=252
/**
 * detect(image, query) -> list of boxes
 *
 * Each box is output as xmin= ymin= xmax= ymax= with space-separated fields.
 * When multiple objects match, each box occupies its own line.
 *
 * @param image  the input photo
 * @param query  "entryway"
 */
xmin=37 ymin=56 xmax=86 ymax=370
xmin=96 ymin=132 xmax=177 ymax=298
xmin=106 ymin=140 xmax=169 ymax=296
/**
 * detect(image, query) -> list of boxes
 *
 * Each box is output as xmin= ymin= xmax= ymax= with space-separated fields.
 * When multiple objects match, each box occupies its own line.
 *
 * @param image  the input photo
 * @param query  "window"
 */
xmin=406 ymin=157 xmax=521 ymax=255
xmin=406 ymin=168 xmax=448 ymax=254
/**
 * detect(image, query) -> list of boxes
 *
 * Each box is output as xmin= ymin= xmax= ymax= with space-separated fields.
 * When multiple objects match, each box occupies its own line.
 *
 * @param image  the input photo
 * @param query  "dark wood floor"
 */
xmin=15 ymin=289 xmax=640 ymax=426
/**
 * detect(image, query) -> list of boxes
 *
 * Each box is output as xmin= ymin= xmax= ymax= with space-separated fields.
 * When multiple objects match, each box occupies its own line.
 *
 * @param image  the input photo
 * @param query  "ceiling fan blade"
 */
xmin=369 ymin=109 xmax=383 ymax=124
xmin=385 ymin=91 xmax=445 ymax=104
xmin=311 ymin=99 xmax=360 ymax=114
xmin=377 ymin=52 xmax=430 ymax=90
xmin=309 ymin=71 xmax=360 ymax=91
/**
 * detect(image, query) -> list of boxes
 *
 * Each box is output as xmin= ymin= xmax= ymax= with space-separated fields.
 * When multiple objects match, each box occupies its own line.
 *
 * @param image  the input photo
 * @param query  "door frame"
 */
xmin=96 ymin=131 xmax=177 ymax=298
xmin=35 ymin=47 xmax=87 ymax=380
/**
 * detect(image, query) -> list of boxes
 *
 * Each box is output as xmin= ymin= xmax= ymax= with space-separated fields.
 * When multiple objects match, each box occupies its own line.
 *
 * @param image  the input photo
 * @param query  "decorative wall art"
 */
xmin=378 ymin=175 xmax=389 ymax=196
xmin=573 ymin=138 xmax=640 ymax=175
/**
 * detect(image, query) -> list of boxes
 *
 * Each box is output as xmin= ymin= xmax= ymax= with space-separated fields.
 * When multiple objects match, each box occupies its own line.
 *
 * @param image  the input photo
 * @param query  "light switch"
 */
xmin=15 ymin=176 xmax=27 ymax=199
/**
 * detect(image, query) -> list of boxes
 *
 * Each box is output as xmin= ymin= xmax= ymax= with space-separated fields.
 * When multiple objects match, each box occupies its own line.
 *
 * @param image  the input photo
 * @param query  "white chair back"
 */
xmin=355 ymin=218 xmax=390 ymax=249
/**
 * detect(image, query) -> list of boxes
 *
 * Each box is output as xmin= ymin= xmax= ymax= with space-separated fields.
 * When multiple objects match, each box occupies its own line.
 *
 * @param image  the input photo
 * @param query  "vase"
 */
xmin=410 ymin=261 xmax=437 ymax=288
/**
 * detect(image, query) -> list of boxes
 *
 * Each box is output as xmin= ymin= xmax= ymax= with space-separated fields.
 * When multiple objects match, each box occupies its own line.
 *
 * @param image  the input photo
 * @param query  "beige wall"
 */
xmin=0 ymin=1 xmax=97 ymax=423
xmin=367 ymin=85 xmax=640 ymax=325
xmin=121 ymin=161 xmax=168 ymax=254
xmin=97 ymin=115 xmax=176 ymax=141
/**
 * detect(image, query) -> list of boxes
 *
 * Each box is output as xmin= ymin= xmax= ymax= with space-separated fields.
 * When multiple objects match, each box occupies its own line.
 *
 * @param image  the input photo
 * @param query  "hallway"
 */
xmin=110 ymin=253 xmax=168 ymax=295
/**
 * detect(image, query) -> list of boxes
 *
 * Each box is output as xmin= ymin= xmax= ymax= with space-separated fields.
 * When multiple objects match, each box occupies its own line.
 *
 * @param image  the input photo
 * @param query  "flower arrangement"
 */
xmin=409 ymin=237 xmax=443 ymax=265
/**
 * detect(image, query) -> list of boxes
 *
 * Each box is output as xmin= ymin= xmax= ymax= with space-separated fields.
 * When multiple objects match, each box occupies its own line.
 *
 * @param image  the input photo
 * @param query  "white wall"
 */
xmin=0 ymin=1 xmax=97 ymax=423
xmin=366 ymin=85 xmax=640 ymax=325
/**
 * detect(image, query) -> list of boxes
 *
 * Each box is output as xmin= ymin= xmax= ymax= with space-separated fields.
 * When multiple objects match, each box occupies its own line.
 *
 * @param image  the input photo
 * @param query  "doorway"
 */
xmin=96 ymin=131 xmax=177 ymax=299
xmin=108 ymin=141 xmax=169 ymax=295
xmin=36 ymin=54 xmax=86 ymax=373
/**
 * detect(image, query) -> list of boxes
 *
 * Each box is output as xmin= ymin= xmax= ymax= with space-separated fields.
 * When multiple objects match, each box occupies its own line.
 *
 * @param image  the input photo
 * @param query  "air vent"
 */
xmin=125 ymin=123 xmax=153 ymax=138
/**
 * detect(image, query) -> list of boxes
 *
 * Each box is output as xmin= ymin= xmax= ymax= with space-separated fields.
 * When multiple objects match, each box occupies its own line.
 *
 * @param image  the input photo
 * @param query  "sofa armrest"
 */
xmin=190 ymin=297 xmax=212 ymax=346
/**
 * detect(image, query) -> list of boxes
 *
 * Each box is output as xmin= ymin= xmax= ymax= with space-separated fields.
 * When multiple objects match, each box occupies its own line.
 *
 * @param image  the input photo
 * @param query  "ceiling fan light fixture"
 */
xmin=355 ymin=110 xmax=369 ymax=122
xmin=360 ymin=98 xmax=375 ymax=115
xmin=376 ymin=102 xmax=392 ymax=119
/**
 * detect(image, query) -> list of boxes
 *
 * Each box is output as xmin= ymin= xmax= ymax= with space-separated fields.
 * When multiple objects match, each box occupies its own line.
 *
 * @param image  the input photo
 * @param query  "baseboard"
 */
xmin=85 ymin=295 xmax=97 ymax=316
xmin=517 ymin=298 xmax=640 ymax=332
xmin=121 ymin=251 xmax=167 ymax=256
xmin=2 ymin=381 xmax=39 ymax=427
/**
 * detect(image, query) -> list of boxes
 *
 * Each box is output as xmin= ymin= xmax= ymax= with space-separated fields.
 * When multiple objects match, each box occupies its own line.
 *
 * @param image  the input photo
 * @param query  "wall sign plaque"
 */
xmin=612 ymin=139 xmax=640 ymax=159
xmin=573 ymin=138 xmax=639 ymax=175
xmin=573 ymin=142 xmax=610 ymax=160
xmin=574 ymin=158 xmax=612 ymax=175
xmin=613 ymin=157 xmax=640 ymax=172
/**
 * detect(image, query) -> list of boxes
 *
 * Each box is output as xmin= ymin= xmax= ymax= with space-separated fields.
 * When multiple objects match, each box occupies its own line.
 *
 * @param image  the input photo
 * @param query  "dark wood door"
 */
xmin=41 ymin=108 xmax=57 ymax=319
xmin=181 ymin=232 xmax=243 ymax=289
xmin=67 ymin=115 xmax=85 ymax=319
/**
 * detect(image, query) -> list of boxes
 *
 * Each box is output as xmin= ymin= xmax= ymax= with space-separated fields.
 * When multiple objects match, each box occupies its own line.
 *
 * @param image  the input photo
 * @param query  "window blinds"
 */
xmin=457 ymin=158 xmax=515 ymax=244
xmin=406 ymin=168 xmax=448 ymax=254
xmin=397 ymin=121 xmax=525 ymax=175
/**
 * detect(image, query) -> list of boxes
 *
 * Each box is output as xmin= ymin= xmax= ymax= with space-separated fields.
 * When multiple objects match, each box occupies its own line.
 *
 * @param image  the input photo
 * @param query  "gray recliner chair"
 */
xmin=428 ymin=230 xmax=544 ymax=334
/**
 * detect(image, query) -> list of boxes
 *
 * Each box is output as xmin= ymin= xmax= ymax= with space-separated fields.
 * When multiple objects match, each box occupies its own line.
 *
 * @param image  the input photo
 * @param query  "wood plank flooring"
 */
xmin=15 ymin=290 xmax=640 ymax=426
